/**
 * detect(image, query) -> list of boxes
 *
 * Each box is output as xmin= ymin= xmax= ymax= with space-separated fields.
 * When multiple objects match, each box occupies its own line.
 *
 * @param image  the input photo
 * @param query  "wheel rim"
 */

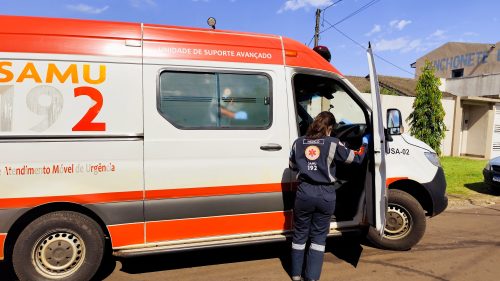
xmin=32 ymin=231 xmax=86 ymax=279
xmin=384 ymin=204 xmax=413 ymax=240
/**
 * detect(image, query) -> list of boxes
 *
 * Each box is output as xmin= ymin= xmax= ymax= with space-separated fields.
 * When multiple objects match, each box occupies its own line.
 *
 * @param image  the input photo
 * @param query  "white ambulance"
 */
xmin=0 ymin=15 xmax=447 ymax=281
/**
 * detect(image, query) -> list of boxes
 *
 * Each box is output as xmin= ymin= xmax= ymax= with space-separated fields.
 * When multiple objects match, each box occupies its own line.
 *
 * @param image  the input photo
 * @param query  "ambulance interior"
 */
xmin=293 ymin=74 xmax=370 ymax=222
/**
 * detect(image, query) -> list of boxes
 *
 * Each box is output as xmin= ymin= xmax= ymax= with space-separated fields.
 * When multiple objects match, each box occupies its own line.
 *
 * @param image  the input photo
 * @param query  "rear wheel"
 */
xmin=12 ymin=211 xmax=105 ymax=281
xmin=367 ymin=189 xmax=426 ymax=251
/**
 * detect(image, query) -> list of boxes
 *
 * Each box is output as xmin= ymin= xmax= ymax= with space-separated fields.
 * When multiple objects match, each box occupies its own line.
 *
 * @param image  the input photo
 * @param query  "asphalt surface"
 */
xmin=1 ymin=203 xmax=499 ymax=281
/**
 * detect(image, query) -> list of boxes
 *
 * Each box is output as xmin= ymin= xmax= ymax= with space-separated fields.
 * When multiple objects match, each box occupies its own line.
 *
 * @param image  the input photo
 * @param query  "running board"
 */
xmin=113 ymin=228 xmax=360 ymax=258
xmin=114 ymin=234 xmax=289 ymax=258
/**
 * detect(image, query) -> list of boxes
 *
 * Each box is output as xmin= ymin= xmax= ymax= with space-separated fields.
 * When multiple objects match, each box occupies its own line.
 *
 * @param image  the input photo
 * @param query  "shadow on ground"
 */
xmin=118 ymin=240 xmax=291 ymax=275
xmin=464 ymin=182 xmax=500 ymax=196
xmin=117 ymin=236 xmax=364 ymax=277
xmin=0 ymin=236 xmax=366 ymax=280
xmin=327 ymin=236 xmax=364 ymax=268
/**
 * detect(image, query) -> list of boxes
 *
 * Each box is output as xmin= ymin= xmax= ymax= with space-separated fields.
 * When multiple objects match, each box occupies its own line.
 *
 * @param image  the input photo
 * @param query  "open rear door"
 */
xmin=367 ymin=43 xmax=387 ymax=236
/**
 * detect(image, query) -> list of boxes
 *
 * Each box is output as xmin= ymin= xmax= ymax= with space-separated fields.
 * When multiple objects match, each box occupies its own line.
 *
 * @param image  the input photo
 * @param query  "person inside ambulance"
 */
xmin=208 ymin=87 xmax=248 ymax=126
xmin=288 ymin=111 xmax=369 ymax=281
xmin=220 ymin=87 xmax=248 ymax=121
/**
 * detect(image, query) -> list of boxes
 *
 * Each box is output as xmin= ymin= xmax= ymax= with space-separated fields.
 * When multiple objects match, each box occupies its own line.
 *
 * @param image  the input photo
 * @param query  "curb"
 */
xmin=446 ymin=194 xmax=500 ymax=210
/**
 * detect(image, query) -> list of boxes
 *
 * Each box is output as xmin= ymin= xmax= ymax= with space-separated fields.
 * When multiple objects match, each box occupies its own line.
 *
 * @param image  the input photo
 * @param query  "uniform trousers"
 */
xmin=291 ymin=182 xmax=336 ymax=280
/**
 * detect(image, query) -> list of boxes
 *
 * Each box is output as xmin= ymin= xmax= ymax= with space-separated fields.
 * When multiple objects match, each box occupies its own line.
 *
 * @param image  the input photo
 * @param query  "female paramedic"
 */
xmin=288 ymin=111 xmax=369 ymax=281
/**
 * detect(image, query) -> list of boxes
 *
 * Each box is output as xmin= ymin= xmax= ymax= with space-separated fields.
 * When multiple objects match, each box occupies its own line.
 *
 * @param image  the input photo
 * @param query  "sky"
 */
xmin=2 ymin=0 xmax=499 ymax=78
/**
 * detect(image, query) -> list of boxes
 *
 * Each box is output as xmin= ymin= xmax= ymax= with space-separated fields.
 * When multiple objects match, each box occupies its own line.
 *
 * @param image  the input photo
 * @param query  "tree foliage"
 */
xmin=407 ymin=61 xmax=447 ymax=155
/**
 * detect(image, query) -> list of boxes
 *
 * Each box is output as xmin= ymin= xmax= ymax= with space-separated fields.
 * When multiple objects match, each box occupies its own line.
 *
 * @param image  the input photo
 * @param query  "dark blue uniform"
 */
xmin=289 ymin=136 xmax=367 ymax=280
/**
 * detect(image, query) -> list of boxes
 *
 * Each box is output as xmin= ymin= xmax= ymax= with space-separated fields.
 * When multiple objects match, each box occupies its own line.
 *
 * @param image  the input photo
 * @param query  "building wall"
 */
xmin=445 ymin=73 xmax=500 ymax=97
xmin=360 ymin=93 xmax=455 ymax=156
xmin=415 ymin=42 xmax=500 ymax=78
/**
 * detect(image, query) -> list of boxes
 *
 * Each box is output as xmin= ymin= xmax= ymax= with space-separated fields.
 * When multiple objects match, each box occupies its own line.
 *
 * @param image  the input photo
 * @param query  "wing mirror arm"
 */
xmin=384 ymin=128 xmax=393 ymax=142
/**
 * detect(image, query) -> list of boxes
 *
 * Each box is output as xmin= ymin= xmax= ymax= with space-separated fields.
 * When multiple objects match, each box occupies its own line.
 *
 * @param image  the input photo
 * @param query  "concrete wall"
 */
xmin=444 ymin=73 xmax=500 ymax=97
xmin=360 ymin=93 xmax=455 ymax=156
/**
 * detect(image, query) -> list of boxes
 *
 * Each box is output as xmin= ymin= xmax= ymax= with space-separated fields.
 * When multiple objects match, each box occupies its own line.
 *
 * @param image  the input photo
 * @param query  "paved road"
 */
xmin=1 ymin=204 xmax=499 ymax=280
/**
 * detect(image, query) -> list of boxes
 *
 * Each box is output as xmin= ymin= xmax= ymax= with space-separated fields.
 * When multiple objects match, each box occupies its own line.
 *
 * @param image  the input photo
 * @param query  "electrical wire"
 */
xmin=322 ymin=0 xmax=345 ymax=12
xmin=303 ymin=0 xmax=413 ymax=75
xmin=306 ymin=35 xmax=315 ymax=47
xmin=307 ymin=0 xmax=378 ymax=46
xmin=320 ymin=0 xmax=381 ymax=35
xmin=325 ymin=22 xmax=414 ymax=75
xmin=308 ymin=0 xmax=414 ymax=76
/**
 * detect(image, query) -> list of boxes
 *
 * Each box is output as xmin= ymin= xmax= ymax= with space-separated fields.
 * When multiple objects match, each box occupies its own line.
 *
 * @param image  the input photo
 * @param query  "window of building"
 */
xmin=452 ymin=68 xmax=464 ymax=78
xmin=158 ymin=71 xmax=271 ymax=129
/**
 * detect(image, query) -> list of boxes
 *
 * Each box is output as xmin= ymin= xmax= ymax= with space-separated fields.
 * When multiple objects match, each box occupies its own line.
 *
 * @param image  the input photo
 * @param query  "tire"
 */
xmin=12 ymin=211 xmax=105 ymax=281
xmin=367 ymin=189 xmax=426 ymax=251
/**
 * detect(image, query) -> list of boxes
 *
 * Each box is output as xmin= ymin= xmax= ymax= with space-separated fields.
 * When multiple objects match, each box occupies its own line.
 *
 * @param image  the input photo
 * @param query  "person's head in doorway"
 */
xmin=306 ymin=111 xmax=336 ymax=139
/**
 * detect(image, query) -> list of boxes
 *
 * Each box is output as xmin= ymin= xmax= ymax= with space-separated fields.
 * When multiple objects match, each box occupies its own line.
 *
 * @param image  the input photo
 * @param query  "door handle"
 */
xmin=260 ymin=143 xmax=282 ymax=151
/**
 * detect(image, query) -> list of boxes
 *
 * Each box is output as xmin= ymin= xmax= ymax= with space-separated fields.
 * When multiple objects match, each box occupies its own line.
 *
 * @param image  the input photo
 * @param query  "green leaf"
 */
xmin=406 ymin=60 xmax=447 ymax=155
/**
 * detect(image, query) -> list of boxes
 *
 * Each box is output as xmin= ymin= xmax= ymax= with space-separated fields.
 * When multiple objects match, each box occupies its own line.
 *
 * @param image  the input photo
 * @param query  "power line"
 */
xmin=322 ymin=0 xmax=345 ymax=12
xmin=307 ymin=0 xmax=380 ymax=46
xmin=306 ymin=35 xmax=315 ymax=47
xmin=324 ymin=22 xmax=414 ymax=76
xmin=307 ymin=0 xmax=413 ymax=75
xmin=322 ymin=19 xmax=361 ymax=48
xmin=306 ymin=0 xmax=345 ymax=46
xmin=320 ymin=0 xmax=381 ymax=35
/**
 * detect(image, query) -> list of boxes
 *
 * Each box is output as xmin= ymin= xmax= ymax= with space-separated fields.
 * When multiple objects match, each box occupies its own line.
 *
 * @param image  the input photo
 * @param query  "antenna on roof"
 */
xmin=207 ymin=17 xmax=216 ymax=30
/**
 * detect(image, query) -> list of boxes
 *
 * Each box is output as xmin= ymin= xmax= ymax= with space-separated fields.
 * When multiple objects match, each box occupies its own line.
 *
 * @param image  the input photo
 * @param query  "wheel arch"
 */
xmin=4 ymin=202 xmax=111 ymax=261
xmin=388 ymin=179 xmax=433 ymax=216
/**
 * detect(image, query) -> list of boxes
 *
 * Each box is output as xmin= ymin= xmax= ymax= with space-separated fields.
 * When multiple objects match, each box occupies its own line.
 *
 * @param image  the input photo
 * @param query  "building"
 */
xmin=413 ymin=42 xmax=500 ymax=159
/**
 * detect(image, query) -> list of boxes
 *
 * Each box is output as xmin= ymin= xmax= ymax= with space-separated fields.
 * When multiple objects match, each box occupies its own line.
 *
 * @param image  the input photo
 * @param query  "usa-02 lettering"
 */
xmin=0 ymin=61 xmax=107 ymax=132
xmin=387 ymin=148 xmax=410 ymax=155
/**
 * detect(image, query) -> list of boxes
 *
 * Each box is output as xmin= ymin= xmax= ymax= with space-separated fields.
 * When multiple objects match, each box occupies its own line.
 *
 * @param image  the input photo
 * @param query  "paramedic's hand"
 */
xmin=362 ymin=134 xmax=371 ymax=145
xmin=234 ymin=111 xmax=248 ymax=120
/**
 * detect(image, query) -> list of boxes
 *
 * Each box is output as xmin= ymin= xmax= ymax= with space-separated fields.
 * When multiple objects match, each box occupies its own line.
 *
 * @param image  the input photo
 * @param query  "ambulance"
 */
xmin=0 ymin=15 xmax=447 ymax=281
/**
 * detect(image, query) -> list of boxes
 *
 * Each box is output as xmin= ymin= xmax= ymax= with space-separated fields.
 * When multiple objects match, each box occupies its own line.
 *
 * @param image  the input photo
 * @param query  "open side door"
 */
xmin=367 ymin=43 xmax=387 ymax=236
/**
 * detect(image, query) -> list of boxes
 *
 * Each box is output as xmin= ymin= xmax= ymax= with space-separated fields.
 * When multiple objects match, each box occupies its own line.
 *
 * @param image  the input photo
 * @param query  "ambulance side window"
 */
xmin=158 ymin=71 xmax=271 ymax=129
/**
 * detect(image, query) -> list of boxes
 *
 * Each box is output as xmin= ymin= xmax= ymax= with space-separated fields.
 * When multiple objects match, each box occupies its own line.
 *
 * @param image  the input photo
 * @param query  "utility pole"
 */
xmin=314 ymin=8 xmax=321 ymax=47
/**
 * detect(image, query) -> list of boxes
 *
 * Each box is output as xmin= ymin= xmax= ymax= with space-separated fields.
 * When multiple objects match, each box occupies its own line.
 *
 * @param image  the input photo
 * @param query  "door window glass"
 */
xmin=293 ymin=74 xmax=366 ymax=137
xmin=158 ymin=71 xmax=271 ymax=129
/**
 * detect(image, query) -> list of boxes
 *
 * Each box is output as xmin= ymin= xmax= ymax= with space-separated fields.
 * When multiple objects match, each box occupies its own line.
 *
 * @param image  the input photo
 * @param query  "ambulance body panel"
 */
xmin=0 ymin=15 xmax=446 ymax=280
xmin=386 ymin=136 xmax=437 ymax=184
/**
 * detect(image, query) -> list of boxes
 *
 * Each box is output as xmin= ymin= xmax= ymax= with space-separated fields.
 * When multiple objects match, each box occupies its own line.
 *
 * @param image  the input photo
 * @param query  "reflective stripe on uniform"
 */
xmin=292 ymin=242 xmax=306 ymax=250
xmin=310 ymin=243 xmax=325 ymax=252
xmin=345 ymin=150 xmax=355 ymax=164
xmin=327 ymin=141 xmax=337 ymax=182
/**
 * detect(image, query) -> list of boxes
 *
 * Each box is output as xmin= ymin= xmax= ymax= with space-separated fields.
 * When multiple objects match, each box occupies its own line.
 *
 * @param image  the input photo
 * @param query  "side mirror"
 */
xmin=387 ymin=108 xmax=404 ymax=135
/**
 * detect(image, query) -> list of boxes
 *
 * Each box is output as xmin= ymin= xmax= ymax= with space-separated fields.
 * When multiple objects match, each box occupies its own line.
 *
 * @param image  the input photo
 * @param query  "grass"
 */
xmin=440 ymin=156 xmax=489 ymax=196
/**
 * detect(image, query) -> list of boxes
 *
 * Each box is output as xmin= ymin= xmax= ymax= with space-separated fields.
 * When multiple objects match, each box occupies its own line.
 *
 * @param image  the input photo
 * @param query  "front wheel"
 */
xmin=367 ymin=189 xmax=426 ymax=251
xmin=12 ymin=211 xmax=105 ymax=281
